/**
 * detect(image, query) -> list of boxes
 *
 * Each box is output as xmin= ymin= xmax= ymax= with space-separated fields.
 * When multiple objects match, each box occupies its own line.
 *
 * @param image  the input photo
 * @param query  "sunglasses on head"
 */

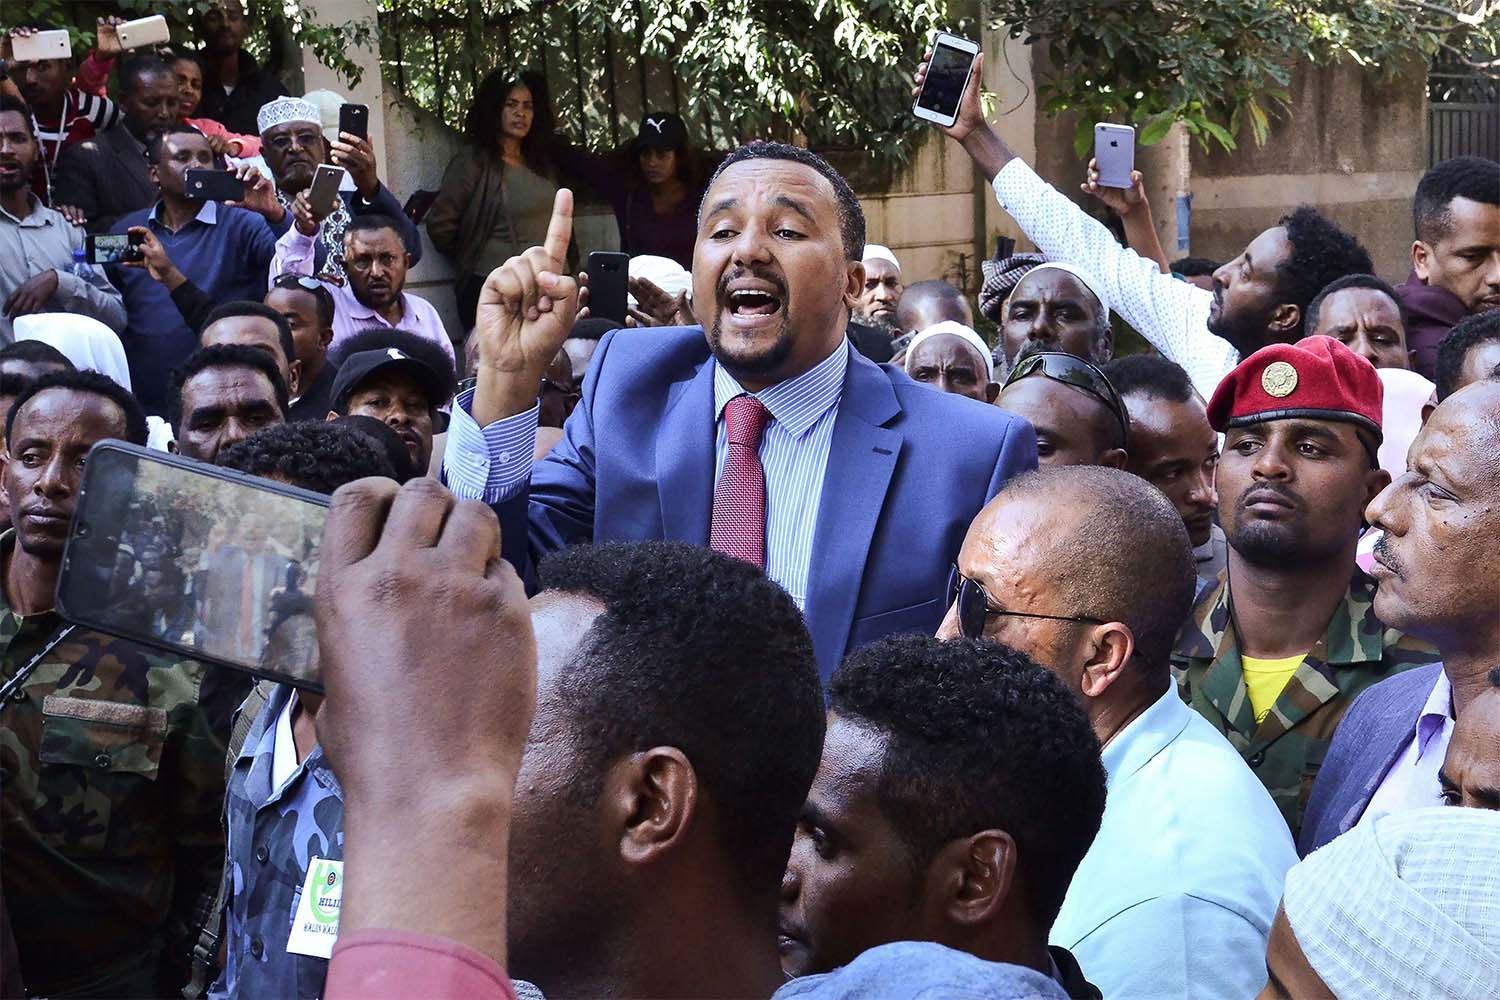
xmin=945 ymin=564 xmax=1108 ymax=640
xmin=1002 ymin=352 xmax=1130 ymax=445
xmin=272 ymin=274 xmax=324 ymax=292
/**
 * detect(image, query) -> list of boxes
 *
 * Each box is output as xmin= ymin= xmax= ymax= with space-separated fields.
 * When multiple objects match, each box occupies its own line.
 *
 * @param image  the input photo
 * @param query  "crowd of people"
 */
xmin=2 ymin=5 xmax=1500 ymax=999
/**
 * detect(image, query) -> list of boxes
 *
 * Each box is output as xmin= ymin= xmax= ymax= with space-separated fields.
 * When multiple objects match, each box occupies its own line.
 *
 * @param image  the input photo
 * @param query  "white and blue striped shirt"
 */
xmin=442 ymin=341 xmax=850 ymax=610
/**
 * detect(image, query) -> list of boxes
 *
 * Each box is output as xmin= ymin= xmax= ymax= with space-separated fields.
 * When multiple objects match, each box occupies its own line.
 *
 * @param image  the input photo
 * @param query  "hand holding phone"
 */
xmin=1092 ymin=123 xmax=1137 ymax=189
xmin=85 ymin=231 xmax=145 ymax=265
xmin=184 ymin=169 xmax=247 ymax=203
xmin=338 ymin=103 xmax=370 ymax=142
xmin=307 ymin=164 xmax=347 ymax=218
xmin=116 ymin=15 xmax=170 ymax=51
xmin=913 ymin=32 xmax=980 ymax=128
xmin=9 ymin=28 xmax=71 ymax=64
xmin=586 ymin=251 xmax=630 ymax=325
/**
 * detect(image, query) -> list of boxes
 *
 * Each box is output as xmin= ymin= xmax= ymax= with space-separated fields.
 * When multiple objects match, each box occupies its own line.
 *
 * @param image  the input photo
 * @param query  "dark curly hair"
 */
xmin=167 ymin=344 xmax=289 ymax=433
xmin=327 ymin=327 xmax=457 ymax=397
xmin=1276 ymin=206 xmax=1373 ymax=336
xmin=537 ymin=540 xmax=824 ymax=903
xmin=1102 ymin=354 xmax=1197 ymax=405
xmin=1435 ymin=308 xmax=1500 ymax=401
xmin=465 ymin=68 xmax=554 ymax=175
xmin=202 ymin=300 xmax=295 ymax=368
xmin=703 ymin=141 xmax=865 ymax=261
xmin=6 ymin=369 xmax=147 ymax=447
xmin=217 ymin=422 xmax=396 ymax=494
xmin=1414 ymin=156 xmax=1500 ymax=244
xmin=829 ymin=635 xmax=1106 ymax=927
xmin=1304 ymin=273 xmax=1408 ymax=339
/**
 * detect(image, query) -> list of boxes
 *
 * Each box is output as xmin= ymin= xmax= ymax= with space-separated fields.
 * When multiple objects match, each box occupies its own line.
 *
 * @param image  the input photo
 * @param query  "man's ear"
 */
xmin=843 ymin=261 xmax=865 ymax=312
xmin=0 ymin=449 xmax=10 ymax=509
xmin=1079 ymin=622 xmax=1134 ymax=699
xmin=1364 ymin=467 xmax=1393 ymax=507
xmin=167 ymin=438 xmax=179 ymax=454
xmin=1412 ymin=240 xmax=1432 ymax=283
xmin=1099 ymin=447 xmax=1128 ymax=470
xmin=931 ymin=829 xmax=1017 ymax=928
xmin=603 ymin=747 xmax=698 ymax=868
xmin=323 ymin=410 xmax=338 ymax=423
xmin=984 ymin=381 xmax=1000 ymax=404
xmin=1267 ymin=302 xmax=1301 ymax=336
xmin=288 ymin=359 xmax=303 ymax=397
xmin=149 ymin=163 xmax=160 ymax=187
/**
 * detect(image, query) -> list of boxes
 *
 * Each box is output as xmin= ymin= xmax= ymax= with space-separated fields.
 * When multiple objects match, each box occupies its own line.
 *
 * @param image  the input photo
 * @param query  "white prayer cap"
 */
xmin=301 ymin=89 xmax=349 ymax=142
xmin=1283 ymin=807 xmax=1500 ymax=999
xmin=904 ymin=321 xmax=994 ymax=378
xmin=257 ymin=96 xmax=321 ymax=136
xmin=627 ymin=254 xmax=692 ymax=301
xmin=13 ymin=313 xmax=132 ymax=391
xmin=1017 ymin=262 xmax=1110 ymax=319
xmin=1375 ymin=367 xmax=1436 ymax=480
xmin=862 ymin=244 xmax=901 ymax=271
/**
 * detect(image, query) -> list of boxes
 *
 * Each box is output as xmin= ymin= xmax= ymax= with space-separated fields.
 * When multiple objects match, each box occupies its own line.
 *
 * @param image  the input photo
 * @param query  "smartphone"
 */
xmin=308 ymin=164 xmax=346 ymax=217
xmin=338 ymin=103 xmax=369 ymax=142
xmin=85 ymin=231 xmax=144 ymax=265
xmin=1093 ymin=123 xmax=1137 ymax=189
xmin=57 ymin=442 xmax=331 ymax=692
xmin=913 ymin=32 xmax=980 ymax=128
xmin=10 ymin=29 xmax=71 ymax=63
xmin=587 ymin=251 xmax=629 ymax=325
xmin=184 ymin=169 xmax=246 ymax=202
xmin=116 ymin=15 xmax=170 ymax=50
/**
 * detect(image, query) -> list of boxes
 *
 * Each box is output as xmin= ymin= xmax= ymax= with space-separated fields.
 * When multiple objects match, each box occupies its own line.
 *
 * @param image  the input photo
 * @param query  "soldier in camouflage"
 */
xmin=1172 ymin=337 xmax=1439 ymax=840
xmin=0 ymin=371 xmax=236 ymax=997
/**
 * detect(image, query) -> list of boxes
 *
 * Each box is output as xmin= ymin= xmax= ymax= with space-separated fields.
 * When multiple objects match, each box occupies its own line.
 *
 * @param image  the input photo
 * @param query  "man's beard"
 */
xmin=708 ymin=313 xmax=796 ymax=382
xmin=853 ymin=309 xmax=900 ymax=336
xmin=996 ymin=337 xmax=1048 ymax=381
xmin=1224 ymin=482 xmax=1329 ymax=569
xmin=1208 ymin=289 xmax=1281 ymax=357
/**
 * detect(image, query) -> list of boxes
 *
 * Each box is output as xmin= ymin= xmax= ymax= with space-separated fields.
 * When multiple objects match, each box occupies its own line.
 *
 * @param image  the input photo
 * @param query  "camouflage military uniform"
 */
xmin=1172 ymin=566 xmax=1439 ymax=841
xmin=209 ymin=682 xmax=344 ymax=1000
xmin=0 ymin=533 xmax=232 ymax=997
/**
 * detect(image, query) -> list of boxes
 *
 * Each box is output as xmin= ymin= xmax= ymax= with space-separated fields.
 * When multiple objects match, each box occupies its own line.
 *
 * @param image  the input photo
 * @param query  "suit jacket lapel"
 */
xmin=655 ymin=358 xmax=715 ymax=546
xmin=802 ymin=353 xmax=902 ymax=674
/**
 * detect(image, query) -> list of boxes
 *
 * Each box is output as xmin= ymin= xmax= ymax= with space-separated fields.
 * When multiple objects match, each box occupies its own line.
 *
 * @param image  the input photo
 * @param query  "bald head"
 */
xmin=954 ymin=466 xmax=1196 ymax=680
xmin=896 ymin=279 xmax=972 ymax=334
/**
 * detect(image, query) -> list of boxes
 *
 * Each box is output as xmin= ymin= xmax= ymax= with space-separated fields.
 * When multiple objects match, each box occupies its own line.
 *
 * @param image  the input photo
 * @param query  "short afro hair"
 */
xmin=1436 ymin=308 xmax=1500 ymax=401
xmin=202 ymin=300 xmax=296 ymax=368
xmin=1304 ymin=273 xmax=1408 ymax=339
xmin=269 ymin=274 xmax=336 ymax=328
xmin=147 ymin=125 xmax=210 ymax=165
xmin=703 ymin=141 xmax=866 ymax=261
xmin=1275 ymin=207 xmax=1373 ymax=336
xmin=167 ymin=344 xmax=289 ymax=432
xmin=0 ymin=95 xmax=36 ymax=137
xmin=6 ymin=369 xmax=147 ymax=448
xmin=1414 ymin=156 xmax=1500 ymax=244
xmin=327 ymin=327 xmax=457 ymax=397
xmin=328 ymin=414 xmax=420 ymax=483
xmin=0 ymin=339 xmax=75 ymax=372
xmin=537 ymin=540 xmax=824 ymax=903
xmin=829 ymin=635 xmax=1106 ymax=927
xmin=1102 ymin=354 xmax=1197 ymax=405
xmin=217 ymin=422 xmax=396 ymax=494
xmin=343 ymin=212 xmax=408 ymax=243
xmin=119 ymin=53 xmax=174 ymax=97
xmin=997 ymin=466 xmax=1197 ymax=674
xmin=1169 ymin=256 xmax=1220 ymax=277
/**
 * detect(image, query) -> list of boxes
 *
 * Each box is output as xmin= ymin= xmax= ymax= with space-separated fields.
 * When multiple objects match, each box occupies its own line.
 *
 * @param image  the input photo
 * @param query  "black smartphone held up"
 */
xmin=913 ymin=32 xmax=980 ymax=128
xmin=56 ymin=442 xmax=332 ymax=692
xmin=184 ymin=168 xmax=246 ymax=203
xmin=338 ymin=102 xmax=369 ymax=142
xmin=85 ymin=231 xmax=145 ymax=265
xmin=587 ymin=251 xmax=630 ymax=325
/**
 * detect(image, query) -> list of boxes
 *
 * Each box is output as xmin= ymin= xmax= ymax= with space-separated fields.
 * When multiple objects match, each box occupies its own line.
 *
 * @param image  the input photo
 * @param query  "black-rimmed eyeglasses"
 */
xmin=945 ymin=564 xmax=1108 ymax=640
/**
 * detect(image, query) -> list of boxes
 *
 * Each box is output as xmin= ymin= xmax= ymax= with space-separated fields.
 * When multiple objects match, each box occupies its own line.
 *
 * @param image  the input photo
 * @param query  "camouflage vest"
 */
xmin=1171 ymin=566 xmax=1439 ymax=841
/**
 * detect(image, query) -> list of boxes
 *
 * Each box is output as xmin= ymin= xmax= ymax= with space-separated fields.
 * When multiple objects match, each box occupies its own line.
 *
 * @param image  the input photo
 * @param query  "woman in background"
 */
xmin=426 ymin=69 xmax=567 ymax=333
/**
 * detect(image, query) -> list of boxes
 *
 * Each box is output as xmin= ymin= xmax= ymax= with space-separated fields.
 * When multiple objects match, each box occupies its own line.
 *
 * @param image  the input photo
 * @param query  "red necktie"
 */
xmin=711 ymin=394 xmax=772 ymax=568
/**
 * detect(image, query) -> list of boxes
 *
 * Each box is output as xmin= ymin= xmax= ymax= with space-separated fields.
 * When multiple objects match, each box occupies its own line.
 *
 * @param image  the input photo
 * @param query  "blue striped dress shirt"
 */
xmin=442 ymin=340 xmax=850 ymax=609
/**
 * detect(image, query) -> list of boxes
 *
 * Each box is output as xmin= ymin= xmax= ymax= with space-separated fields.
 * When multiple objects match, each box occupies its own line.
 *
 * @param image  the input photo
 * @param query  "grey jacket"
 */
xmin=1298 ymin=663 xmax=1444 ymax=857
xmin=772 ymin=942 xmax=1069 ymax=1000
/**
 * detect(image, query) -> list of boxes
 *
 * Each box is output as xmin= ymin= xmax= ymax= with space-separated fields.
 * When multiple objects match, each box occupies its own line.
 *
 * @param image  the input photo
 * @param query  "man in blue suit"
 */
xmin=443 ymin=141 xmax=1037 ymax=677
xmin=1299 ymin=377 xmax=1500 ymax=855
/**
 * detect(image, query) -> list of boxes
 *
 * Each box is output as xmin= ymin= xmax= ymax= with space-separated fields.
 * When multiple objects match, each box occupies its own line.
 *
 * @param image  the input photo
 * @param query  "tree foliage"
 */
xmin=988 ymin=0 xmax=1500 ymax=156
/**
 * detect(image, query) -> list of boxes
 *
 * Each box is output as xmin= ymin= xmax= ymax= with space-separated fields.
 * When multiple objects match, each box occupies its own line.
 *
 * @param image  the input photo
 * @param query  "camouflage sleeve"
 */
xmin=160 ymin=681 xmax=234 ymax=991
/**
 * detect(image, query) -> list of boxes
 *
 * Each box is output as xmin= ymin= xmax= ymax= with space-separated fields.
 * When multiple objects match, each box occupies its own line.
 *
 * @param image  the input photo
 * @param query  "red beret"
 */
xmin=1206 ymin=335 xmax=1383 ymax=439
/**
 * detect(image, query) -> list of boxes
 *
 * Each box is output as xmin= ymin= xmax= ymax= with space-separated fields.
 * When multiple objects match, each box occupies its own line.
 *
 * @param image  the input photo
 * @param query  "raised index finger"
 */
xmin=542 ymin=188 xmax=574 ymax=271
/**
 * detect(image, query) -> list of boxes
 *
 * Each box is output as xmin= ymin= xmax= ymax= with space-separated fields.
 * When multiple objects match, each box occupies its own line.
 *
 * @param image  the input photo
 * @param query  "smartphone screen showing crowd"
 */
xmin=912 ymin=32 xmax=980 ymax=127
xmin=56 ymin=442 xmax=331 ymax=691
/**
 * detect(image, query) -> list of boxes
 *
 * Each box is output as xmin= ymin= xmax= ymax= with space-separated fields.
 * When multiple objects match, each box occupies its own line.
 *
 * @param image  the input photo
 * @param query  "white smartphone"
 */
xmin=308 ymin=164 xmax=347 ymax=217
xmin=913 ymin=32 xmax=980 ymax=128
xmin=10 ymin=29 xmax=71 ymax=64
xmin=1093 ymin=123 xmax=1137 ymax=189
xmin=117 ymin=15 xmax=171 ymax=51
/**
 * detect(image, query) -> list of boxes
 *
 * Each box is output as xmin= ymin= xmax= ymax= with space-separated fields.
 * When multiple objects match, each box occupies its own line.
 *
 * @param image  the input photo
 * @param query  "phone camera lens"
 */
xmin=1110 ymin=140 xmax=1118 ymax=147
xmin=75 ymin=524 xmax=89 ymax=538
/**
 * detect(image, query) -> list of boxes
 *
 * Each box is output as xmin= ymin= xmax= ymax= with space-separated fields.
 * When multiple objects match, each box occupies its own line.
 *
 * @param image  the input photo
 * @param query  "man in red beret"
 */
xmin=1171 ymin=336 xmax=1439 ymax=841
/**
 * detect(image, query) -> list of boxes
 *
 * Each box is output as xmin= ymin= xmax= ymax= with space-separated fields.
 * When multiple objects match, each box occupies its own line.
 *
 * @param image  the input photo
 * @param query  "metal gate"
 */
xmin=1428 ymin=63 xmax=1500 ymax=166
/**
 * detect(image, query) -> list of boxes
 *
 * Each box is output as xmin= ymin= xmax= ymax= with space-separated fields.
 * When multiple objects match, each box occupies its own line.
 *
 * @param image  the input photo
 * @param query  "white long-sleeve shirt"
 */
xmin=991 ymin=159 xmax=1239 ymax=398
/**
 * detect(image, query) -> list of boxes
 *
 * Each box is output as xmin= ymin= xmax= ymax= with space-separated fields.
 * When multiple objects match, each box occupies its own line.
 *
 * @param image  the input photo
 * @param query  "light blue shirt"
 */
xmin=1051 ymin=686 xmax=1296 ymax=999
xmin=773 ymin=941 xmax=1067 ymax=1000
xmin=443 ymin=341 xmax=849 ymax=609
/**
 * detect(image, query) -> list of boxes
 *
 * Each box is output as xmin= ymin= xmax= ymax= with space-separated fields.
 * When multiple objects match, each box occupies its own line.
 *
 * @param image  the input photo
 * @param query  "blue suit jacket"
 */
xmin=493 ymin=325 xmax=1038 ymax=678
xmin=1297 ymin=663 xmax=1443 ymax=856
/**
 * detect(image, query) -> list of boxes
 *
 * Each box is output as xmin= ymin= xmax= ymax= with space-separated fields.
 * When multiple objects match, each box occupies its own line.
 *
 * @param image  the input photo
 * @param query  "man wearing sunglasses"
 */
xmin=938 ymin=465 xmax=1296 ymax=1000
xmin=1173 ymin=336 xmax=1439 ymax=841
xmin=995 ymin=352 xmax=1128 ymax=468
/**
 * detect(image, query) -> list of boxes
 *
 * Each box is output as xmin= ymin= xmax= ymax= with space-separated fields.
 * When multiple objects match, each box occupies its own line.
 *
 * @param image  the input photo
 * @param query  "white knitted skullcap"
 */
xmin=257 ymin=97 xmax=321 ymax=136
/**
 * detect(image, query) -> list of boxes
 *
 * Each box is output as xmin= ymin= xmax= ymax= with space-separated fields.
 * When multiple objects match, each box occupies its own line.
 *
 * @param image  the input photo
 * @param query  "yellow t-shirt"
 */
xmin=1242 ymin=654 xmax=1307 ymax=724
